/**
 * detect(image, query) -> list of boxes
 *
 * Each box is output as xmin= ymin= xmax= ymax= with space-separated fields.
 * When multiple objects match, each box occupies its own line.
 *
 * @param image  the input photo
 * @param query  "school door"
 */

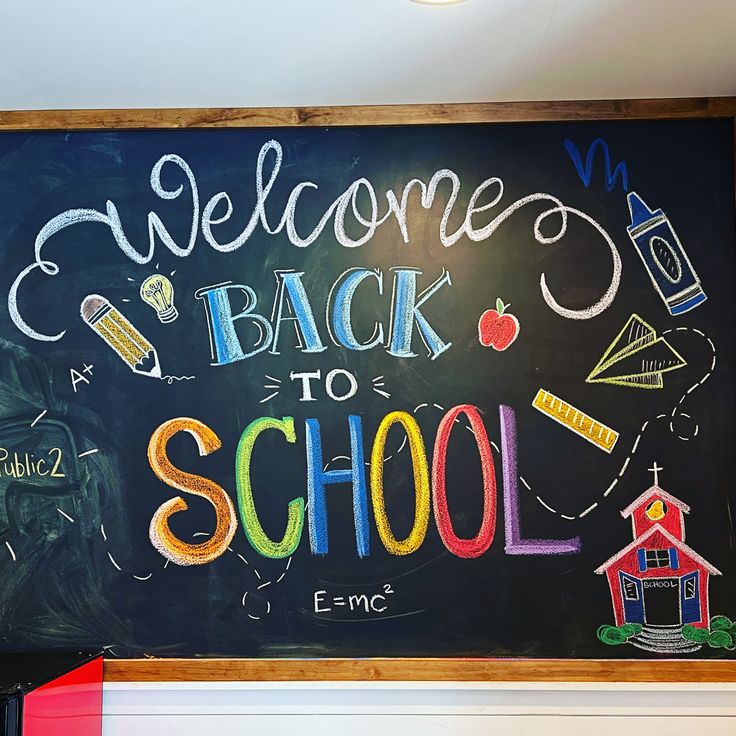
xmin=642 ymin=578 xmax=679 ymax=624
xmin=680 ymin=571 xmax=701 ymax=624
xmin=620 ymin=572 xmax=644 ymax=624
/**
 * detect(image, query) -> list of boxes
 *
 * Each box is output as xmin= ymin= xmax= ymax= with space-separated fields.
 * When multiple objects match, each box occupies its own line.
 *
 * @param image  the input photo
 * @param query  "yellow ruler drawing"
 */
xmin=532 ymin=388 xmax=619 ymax=453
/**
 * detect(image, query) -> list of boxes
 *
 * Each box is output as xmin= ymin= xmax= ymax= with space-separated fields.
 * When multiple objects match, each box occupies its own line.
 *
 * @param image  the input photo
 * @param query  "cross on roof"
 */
xmin=648 ymin=461 xmax=663 ymax=487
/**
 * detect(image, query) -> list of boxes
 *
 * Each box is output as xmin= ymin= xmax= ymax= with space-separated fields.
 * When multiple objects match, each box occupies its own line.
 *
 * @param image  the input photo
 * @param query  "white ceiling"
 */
xmin=0 ymin=0 xmax=734 ymax=110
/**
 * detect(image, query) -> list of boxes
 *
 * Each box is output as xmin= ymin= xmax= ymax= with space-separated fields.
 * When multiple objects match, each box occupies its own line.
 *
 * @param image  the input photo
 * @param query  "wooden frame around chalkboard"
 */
xmin=2 ymin=97 xmax=736 ymax=683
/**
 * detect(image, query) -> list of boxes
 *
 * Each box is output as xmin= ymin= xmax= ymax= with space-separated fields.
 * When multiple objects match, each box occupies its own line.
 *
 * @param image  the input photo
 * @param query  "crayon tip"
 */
xmin=627 ymin=191 xmax=656 ymax=226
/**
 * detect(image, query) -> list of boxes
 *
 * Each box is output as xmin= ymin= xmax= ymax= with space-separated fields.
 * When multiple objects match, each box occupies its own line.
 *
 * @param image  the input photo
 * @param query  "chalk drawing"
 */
xmin=99 ymin=524 xmax=154 ymax=582
xmin=56 ymin=508 xmax=75 ymax=523
xmin=532 ymin=388 xmax=619 ymax=453
xmin=525 ymin=327 xmax=716 ymax=519
xmin=372 ymin=375 xmax=391 ymax=400
xmin=30 ymin=410 xmax=47 ymax=428
xmin=80 ymin=294 xmax=193 ymax=383
xmin=587 ymin=314 xmax=687 ymax=389
xmin=260 ymin=374 xmax=282 ymax=404
xmin=140 ymin=273 xmax=178 ymax=323
xmin=563 ymin=138 xmax=629 ymax=192
xmin=627 ymin=192 xmax=707 ymax=315
xmin=10 ymin=141 xmax=624 ymax=343
xmin=9 ymin=153 xmax=198 ymax=341
xmin=148 ymin=417 xmax=238 ymax=566
xmin=478 ymin=298 xmax=520 ymax=351
xmin=81 ymin=295 xmax=161 ymax=378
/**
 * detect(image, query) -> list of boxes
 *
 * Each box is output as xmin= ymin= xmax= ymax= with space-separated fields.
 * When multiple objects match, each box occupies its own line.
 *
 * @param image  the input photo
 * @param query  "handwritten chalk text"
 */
xmin=9 ymin=141 xmax=621 ymax=342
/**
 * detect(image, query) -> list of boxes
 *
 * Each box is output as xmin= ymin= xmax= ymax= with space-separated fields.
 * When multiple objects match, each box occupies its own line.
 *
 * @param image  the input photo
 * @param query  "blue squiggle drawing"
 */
xmin=563 ymin=138 xmax=629 ymax=193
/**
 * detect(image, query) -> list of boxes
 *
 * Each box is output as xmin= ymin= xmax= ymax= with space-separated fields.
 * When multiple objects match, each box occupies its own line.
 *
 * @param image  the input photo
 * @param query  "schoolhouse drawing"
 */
xmin=595 ymin=463 xmax=721 ymax=653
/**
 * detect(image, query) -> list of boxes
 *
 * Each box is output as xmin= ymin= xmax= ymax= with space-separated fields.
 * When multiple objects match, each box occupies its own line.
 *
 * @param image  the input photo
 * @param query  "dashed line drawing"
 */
xmin=77 ymin=448 xmax=99 ymax=458
xmin=579 ymin=503 xmax=598 ymax=518
xmin=523 ymin=326 xmax=715 ymax=520
xmin=98 ymin=522 xmax=292 ymax=595
xmin=101 ymin=522 xmax=154 ymax=581
xmin=107 ymin=551 xmax=122 ymax=571
xmin=56 ymin=508 xmax=75 ymax=523
xmin=197 ymin=530 xmax=292 ymax=620
xmin=30 ymin=409 xmax=47 ymax=427
xmin=536 ymin=496 xmax=557 ymax=513
xmin=324 ymin=454 xmax=352 ymax=471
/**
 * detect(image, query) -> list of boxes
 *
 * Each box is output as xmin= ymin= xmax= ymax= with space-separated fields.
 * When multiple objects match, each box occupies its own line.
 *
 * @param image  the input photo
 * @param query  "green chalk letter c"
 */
xmin=236 ymin=416 xmax=304 ymax=558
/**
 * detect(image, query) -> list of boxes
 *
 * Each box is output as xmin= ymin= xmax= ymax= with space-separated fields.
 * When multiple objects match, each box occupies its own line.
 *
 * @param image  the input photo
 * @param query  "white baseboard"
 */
xmin=102 ymin=681 xmax=736 ymax=735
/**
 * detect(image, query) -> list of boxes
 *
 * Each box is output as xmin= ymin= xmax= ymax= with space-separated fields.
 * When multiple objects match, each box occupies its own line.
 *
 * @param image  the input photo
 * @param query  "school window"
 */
xmin=622 ymin=578 xmax=639 ymax=600
xmin=645 ymin=549 xmax=670 ymax=568
xmin=684 ymin=578 xmax=696 ymax=599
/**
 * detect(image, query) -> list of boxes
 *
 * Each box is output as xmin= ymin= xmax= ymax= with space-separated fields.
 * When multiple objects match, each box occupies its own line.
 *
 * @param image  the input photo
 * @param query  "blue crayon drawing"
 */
xmin=564 ymin=138 xmax=629 ymax=192
xmin=626 ymin=192 xmax=707 ymax=315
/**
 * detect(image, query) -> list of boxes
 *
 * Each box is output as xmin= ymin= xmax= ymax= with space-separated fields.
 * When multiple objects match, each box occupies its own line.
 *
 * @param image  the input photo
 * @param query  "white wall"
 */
xmin=102 ymin=681 xmax=736 ymax=735
xmin=0 ymin=0 xmax=735 ymax=109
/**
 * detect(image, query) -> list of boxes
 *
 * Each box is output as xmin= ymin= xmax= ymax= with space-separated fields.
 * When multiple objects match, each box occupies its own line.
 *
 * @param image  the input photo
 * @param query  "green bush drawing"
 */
xmin=682 ymin=616 xmax=736 ymax=650
xmin=710 ymin=615 xmax=733 ymax=631
xmin=597 ymin=623 xmax=642 ymax=646
xmin=682 ymin=625 xmax=710 ymax=643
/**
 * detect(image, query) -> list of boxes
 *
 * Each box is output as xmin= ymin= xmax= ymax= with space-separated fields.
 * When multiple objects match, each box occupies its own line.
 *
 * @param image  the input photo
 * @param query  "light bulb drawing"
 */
xmin=140 ymin=274 xmax=178 ymax=323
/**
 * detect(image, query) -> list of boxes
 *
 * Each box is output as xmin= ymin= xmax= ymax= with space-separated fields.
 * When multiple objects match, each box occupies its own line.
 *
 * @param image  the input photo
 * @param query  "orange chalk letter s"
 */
xmin=147 ymin=417 xmax=238 ymax=565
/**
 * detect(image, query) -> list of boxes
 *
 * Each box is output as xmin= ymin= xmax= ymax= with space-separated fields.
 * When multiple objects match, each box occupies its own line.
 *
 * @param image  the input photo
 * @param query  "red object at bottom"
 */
xmin=22 ymin=656 xmax=102 ymax=736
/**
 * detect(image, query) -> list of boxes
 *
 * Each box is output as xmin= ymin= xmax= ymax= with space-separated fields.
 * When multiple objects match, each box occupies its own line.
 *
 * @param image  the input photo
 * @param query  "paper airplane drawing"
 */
xmin=586 ymin=314 xmax=686 ymax=389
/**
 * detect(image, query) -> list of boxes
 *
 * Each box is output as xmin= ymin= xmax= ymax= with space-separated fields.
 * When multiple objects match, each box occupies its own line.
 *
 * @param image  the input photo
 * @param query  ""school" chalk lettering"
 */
xmin=146 ymin=405 xmax=581 ymax=565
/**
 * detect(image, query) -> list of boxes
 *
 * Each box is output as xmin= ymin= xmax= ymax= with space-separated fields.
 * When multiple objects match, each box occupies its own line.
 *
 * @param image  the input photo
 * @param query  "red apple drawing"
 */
xmin=478 ymin=299 xmax=520 ymax=351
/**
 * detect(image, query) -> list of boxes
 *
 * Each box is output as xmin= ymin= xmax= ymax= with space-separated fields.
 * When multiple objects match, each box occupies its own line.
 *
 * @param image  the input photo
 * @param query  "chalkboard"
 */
xmin=0 ymin=101 xmax=735 ymax=679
